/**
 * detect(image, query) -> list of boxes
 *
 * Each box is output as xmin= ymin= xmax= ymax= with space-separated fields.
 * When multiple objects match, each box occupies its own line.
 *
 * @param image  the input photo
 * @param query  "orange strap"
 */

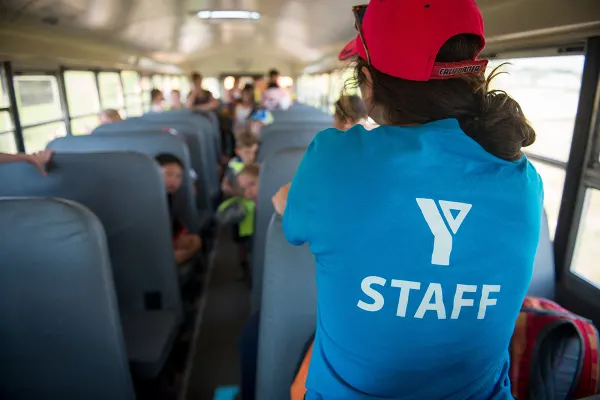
xmin=291 ymin=342 xmax=314 ymax=400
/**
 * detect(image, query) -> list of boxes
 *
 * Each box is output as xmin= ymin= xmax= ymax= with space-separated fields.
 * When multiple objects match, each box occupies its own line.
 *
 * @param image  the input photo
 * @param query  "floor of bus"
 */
xmin=182 ymin=226 xmax=251 ymax=400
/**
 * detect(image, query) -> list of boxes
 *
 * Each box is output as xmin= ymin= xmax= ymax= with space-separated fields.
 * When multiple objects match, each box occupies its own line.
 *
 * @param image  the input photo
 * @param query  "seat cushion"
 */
xmin=121 ymin=310 xmax=179 ymax=378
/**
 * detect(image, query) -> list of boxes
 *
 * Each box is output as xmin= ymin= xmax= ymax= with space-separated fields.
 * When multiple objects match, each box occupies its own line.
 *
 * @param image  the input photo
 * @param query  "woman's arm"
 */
xmin=272 ymin=182 xmax=291 ymax=215
xmin=0 ymin=150 xmax=54 ymax=175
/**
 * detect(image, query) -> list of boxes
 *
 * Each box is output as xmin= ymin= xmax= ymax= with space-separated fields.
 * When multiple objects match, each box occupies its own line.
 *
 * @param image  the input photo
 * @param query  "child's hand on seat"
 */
xmin=272 ymin=182 xmax=291 ymax=215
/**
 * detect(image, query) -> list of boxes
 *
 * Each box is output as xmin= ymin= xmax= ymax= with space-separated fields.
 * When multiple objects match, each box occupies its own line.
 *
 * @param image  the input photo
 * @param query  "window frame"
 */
xmin=12 ymin=70 xmax=67 ymax=151
xmin=553 ymin=36 xmax=600 ymax=323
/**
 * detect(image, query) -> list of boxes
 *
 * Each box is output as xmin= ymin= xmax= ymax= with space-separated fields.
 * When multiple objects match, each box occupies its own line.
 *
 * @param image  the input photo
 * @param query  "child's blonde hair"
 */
xmin=235 ymin=128 xmax=259 ymax=149
xmin=239 ymin=163 xmax=259 ymax=178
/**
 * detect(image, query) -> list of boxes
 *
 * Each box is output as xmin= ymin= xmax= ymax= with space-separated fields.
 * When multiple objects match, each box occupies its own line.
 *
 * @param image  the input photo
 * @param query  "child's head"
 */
xmin=249 ymin=109 xmax=274 ymax=136
xmin=237 ymin=163 xmax=260 ymax=202
xmin=150 ymin=88 xmax=164 ymax=105
xmin=333 ymin=95 xmax=367 ymax=131
xmin=155 ymin=153 xmax=184 ymax=194
xmin=235 ymin=129 xmax=259 ymax=164
xmin=99 ymin=109 xmax=123 ymax=124
xmin=170 ymin=90 xmax=181 ymax=108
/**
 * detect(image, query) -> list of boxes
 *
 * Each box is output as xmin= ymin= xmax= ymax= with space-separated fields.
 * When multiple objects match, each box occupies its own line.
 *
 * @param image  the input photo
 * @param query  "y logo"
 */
xmin=416 ymin=199 xmax=472 ymax=266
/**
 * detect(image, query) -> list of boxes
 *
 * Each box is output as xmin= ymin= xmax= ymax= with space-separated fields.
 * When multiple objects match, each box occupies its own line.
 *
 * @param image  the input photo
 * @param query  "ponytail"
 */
xmin=341 ymin=35 xmax=536 ymax=162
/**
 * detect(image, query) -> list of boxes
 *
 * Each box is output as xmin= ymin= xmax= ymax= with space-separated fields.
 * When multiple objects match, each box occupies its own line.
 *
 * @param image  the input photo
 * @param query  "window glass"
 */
xmin=571 ymin=188 xmax=600 ymax=286
xmin=151 ymin=75 xmax=163 ymax=91
xmin=171 ymin=76 xmax=180 ymax=90
xmin=203 ymin=77 xmax=221 ymax=99
xmin=14 ymin=75 xmax=62 ymax=126
xmin=487 ymin=55 xmax=585 ymax=163
xmin=125 ymin=96 xmax=143 ymax=117
xmin=180 ymin=76 xmax=190 ymax=99
xmin=0 ymin=69 xmax=9 ymax=108
xmin=0 ymin=132 xmax=16 ymax=153
xmin=0 ymin=110 xmax=13 ymax=133
xmin=121 ymin=71 xmax=141 ymax=95
xmin=71 ymin=115 xmax=100 ymax=135
xmin=64 ymin=71 xmax=100 ymax=118
xmin=140 ymin=76 xmax=151 ymax=92
xmin=98 ymin=72 xmax=124 ymax=110
xmin=529 ymin=161 xmax=565 ymax=238
xmin=23 ymin=121 xmax=66 ymax=152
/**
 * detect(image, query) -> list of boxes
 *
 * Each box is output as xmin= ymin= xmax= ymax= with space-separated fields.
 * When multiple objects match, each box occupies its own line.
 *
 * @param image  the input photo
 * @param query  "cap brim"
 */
xmin=338 ymin=36 xmax=360 ymax=61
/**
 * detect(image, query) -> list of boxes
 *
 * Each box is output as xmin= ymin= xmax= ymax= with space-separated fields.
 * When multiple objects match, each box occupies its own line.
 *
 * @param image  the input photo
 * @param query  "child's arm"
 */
xmin=174 ymin=234 xmax=202 ymax=264
xmin=221 ymin=175 xmax=237 ymax=197
xmin=0 ymin=150 xmax=54 ymax=175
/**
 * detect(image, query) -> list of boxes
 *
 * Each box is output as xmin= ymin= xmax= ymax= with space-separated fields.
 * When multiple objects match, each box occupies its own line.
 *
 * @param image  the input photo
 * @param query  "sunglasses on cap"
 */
xmin=352 ymin=5 xmax=370 ymax=65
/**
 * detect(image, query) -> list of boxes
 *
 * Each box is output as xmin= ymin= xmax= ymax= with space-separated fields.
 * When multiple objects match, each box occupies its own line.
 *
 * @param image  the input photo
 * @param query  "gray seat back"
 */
xmin=92 ymin=119 xmax=213 ymax=211
xmin=256 ymin=214 xmax=317 ymax=400
xmin=258 ymin=125 xmax=326 ymax=162
xmin=48 ymin=133 xmax=201 ymax=230
xmin=0 ymin=153 xmax=182 ymax=319
xmin=252 ymin=147 xmax=306 ymax=309
xmin=139 ymin=112 xmax=220 ymax=198
xmin=0 ymin=197 xmax=135 ymax=400
xmin=526 ymin=210 xmax=555 ymax=298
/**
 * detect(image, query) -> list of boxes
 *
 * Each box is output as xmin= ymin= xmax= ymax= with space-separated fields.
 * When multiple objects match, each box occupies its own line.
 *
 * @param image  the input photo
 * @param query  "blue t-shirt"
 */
xmin=283 ymin=119 xmax=543 ymax=400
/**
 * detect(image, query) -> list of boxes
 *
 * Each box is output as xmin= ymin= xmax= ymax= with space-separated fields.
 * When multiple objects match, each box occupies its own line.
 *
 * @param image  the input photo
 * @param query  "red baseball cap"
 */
xmin=339 ymin=0 xmax=488 ymax=81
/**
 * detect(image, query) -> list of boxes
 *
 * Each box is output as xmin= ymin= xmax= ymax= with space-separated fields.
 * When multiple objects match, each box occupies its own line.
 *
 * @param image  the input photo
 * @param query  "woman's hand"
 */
xmin=27 ymin=150 xmax=54 ymax=175
xmin=272 ymin=182 xmax=291 ymax=215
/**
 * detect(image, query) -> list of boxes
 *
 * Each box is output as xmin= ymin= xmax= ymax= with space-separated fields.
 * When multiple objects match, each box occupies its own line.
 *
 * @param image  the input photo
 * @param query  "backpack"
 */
xmin=510 ymin=297 xmax=600 ymax=400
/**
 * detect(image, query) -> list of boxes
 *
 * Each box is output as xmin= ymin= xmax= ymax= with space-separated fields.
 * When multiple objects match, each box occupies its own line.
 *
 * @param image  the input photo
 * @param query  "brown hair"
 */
xmin=191 ymin=72 xmax=202 ymax=82
xmin=235 ymin=129 xmax=259 ymax=149
xmin=335 ymin=95 xmax=367 ymax=124
xmin=343 ymin=34 xmax=535 ymax=161
xmin=100 ymin=109 xmax=122 ymax=122
xmin=240 ymin=163 xmax=260 ymax=178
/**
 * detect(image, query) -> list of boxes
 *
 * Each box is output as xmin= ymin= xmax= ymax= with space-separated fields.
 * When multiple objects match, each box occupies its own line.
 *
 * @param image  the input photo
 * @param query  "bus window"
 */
xmin=488 ymin=55 xmax=586 ymax=237
xmin=0 ymin=70 xmax=16 ymax=153
xmin=180 ymin=76 xmax=190 ymax=99
xmin=64 ymin=71 xmax=101 ymax=119
xmin=23 ymin=122 xmax=66 ymax=152
xmin=14 ymin=75 xmax=65 ymax=151
xmin=98 ymin=72 xmax=125 ymax=111
xmin=141 ymin=75 xmax=151 ymax=112
xmin=571 ymin=189 xmax=600 ymax=286
xmin=71 ymin=115 xmax=100 ymax=136
xmin=121 ymin=71 xmax=143 ymax=117
xmin=203 ymin=77 xmax=221 ymax=99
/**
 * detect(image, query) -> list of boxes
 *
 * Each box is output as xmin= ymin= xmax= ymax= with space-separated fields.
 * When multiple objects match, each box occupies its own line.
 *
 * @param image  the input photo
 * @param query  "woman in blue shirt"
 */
xmin=273 ymin=0 xmax=544 ymax=399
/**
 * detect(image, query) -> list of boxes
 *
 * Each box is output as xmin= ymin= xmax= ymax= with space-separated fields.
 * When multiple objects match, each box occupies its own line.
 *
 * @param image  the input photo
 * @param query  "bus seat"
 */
xmin=142 ymin=110 xmax=221 ymax=183
xmin=252 ymin=147 xmax=307 ymax=310
xmin=93 ymin=120 xmax=215 ymax=212
xmin=526 ymin=210 xmax=555 ymax=299
xmin=146 ymin=109 xmax=221 ymax=158
xmin=0 ymin=153 xmax=182 ymax=379
xmin=257 ymin=125 xmax=328 ymax=162
xmin=0 ymin=197 xmax=135 ymax=400
xmin=256 ymin=213 xmax=317 ymax=400
xmin=48 ymin=133 xmax=207 ymax=231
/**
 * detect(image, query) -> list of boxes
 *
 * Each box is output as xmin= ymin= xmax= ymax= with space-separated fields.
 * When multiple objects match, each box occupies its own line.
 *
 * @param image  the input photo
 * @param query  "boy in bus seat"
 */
xmin=169 ymin=89 xmax=183 ymax=110
xmin=99 ymin=109 xmax=123 ymax=124
xmin=149 ymin=88 xmax=165 ymax=113
xmin=155 ymin=153 xmax=202 ymax=265
xmin=0 ymin=150 xmax=54 ymax=175
xmin=218 ymin=163 xmax=260 ymax=281
xmin=222 ymin=129 xmax=259 ymax=198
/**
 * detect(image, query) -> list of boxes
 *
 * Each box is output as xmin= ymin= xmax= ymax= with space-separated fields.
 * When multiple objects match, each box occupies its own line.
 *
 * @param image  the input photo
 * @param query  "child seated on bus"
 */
xmin=248 ymin=108 xmax=274 ymax=139
xmin=99 ymin=109 xmax=123 ymax=125
xmin=155 ymin=153 xmax=202 ymax=265
xmin=222 ymin=129 xmax=259 ymax=198
xmin=217 ymin=163 xmax=260 ymax=281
